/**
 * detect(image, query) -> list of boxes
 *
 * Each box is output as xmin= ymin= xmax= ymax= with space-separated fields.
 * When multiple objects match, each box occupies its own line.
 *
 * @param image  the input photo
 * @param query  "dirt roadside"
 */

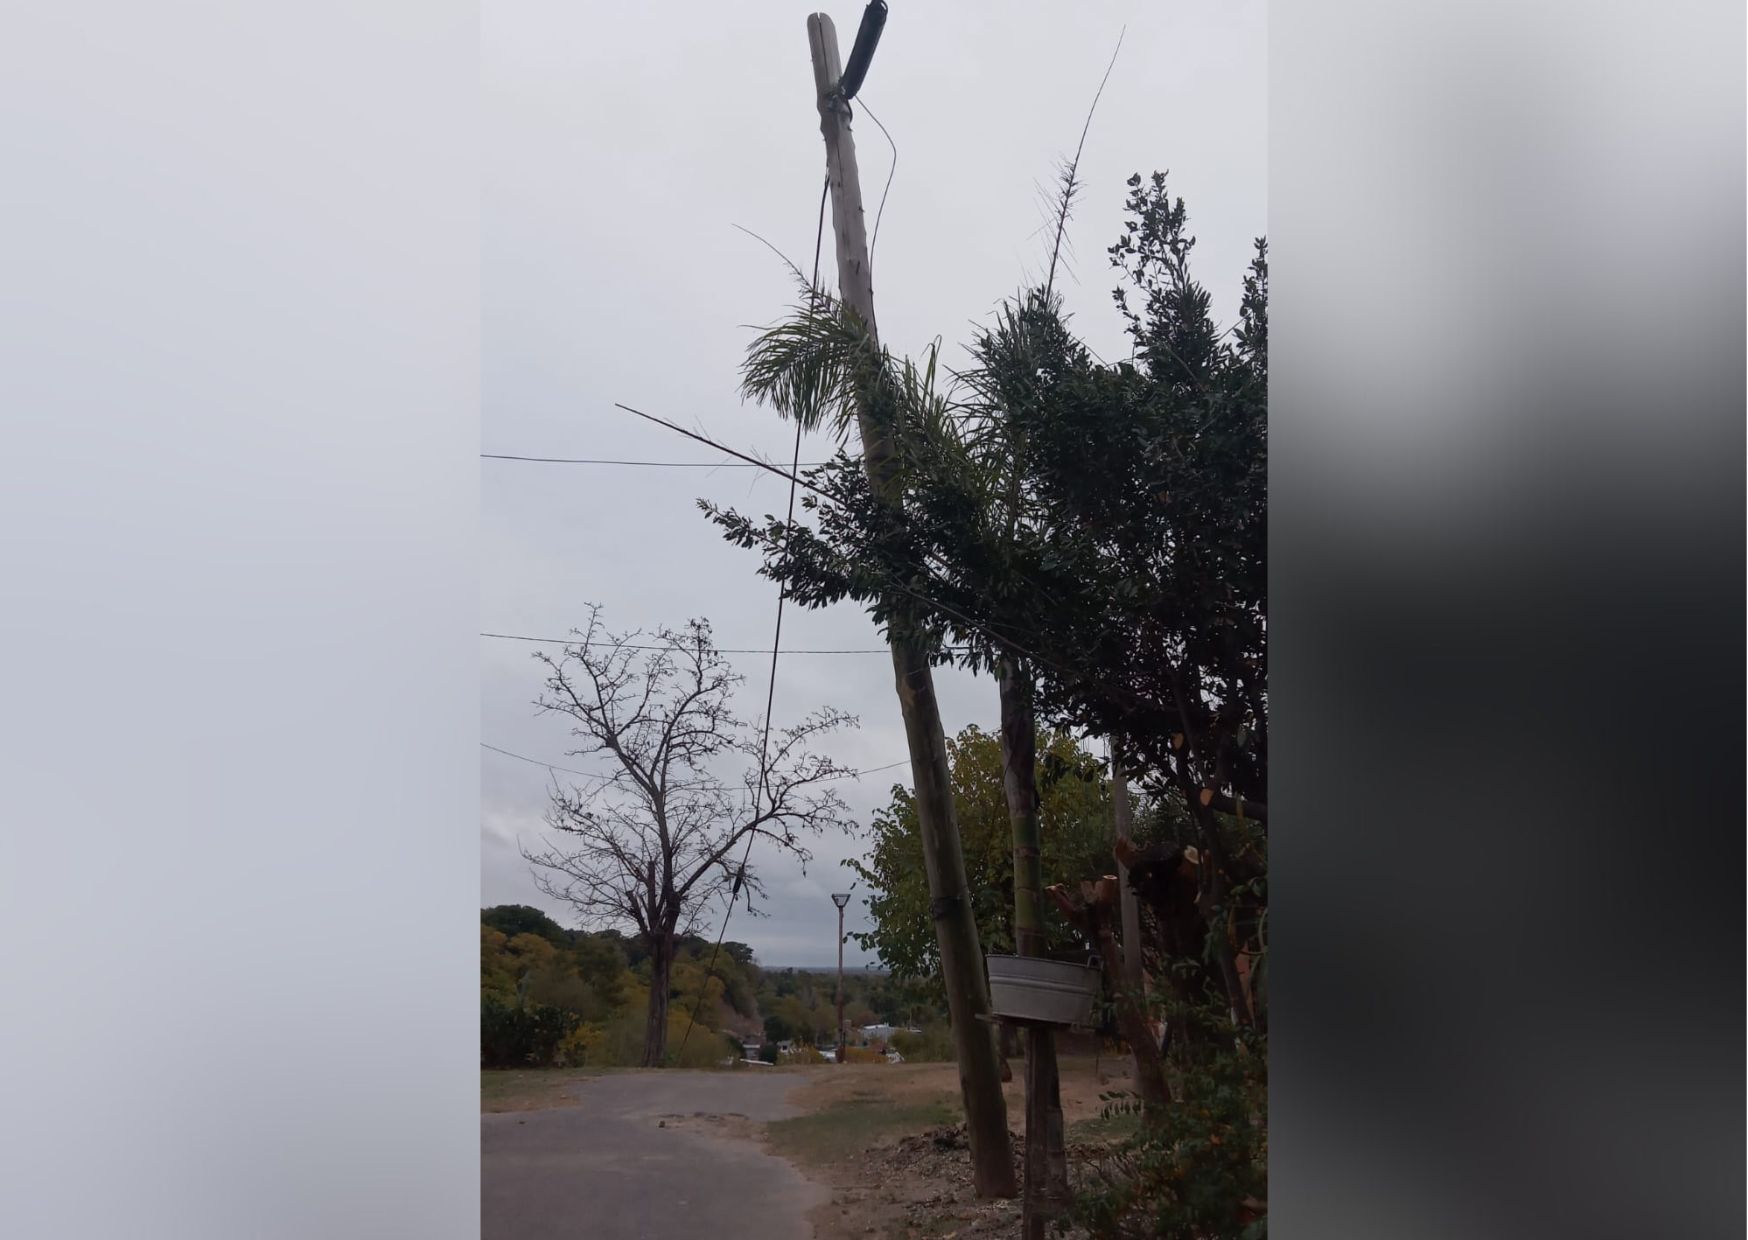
xmin=762 ymin=1057 xmax=1140 ymax=1240
xmin=480 ymin=1057 xmax=1142 ymax=1238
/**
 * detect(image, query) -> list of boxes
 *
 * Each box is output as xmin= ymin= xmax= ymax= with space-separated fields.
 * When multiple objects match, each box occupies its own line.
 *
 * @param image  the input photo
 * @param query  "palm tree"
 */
xmin=731 ymin=284 xmax=1018 ymax=1198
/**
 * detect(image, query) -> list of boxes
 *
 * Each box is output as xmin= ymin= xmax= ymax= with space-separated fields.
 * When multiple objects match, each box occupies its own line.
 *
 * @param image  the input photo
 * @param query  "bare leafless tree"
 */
xmin=520 ymin=606 xmax=856 ymax=1066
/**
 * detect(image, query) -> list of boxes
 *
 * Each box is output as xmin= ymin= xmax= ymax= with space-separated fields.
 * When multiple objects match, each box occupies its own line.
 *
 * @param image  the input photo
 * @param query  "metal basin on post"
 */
xmin=985 ymin=955 xmax=1100 ymax=1028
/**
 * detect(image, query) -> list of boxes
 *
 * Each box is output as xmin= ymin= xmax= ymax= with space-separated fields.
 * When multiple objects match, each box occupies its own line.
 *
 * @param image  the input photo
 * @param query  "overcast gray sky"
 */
xmin=481 ymin=0 xmax=1264 ymax=966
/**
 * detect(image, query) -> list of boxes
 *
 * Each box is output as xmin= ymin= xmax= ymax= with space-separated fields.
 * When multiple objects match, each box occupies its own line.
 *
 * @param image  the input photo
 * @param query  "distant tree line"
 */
xmin=480 ymin=904 xmax=951 ymax=1070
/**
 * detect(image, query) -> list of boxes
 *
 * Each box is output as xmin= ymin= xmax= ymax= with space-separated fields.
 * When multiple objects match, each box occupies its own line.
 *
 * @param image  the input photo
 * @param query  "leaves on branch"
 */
xmin=709 ymin=176 xmax=1268 ymax=819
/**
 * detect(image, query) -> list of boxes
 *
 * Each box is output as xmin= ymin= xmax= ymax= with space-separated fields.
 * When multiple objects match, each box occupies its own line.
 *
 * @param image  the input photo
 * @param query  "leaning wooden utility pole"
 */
xmin=806 ymin=8 xmax=1017 ymax=1198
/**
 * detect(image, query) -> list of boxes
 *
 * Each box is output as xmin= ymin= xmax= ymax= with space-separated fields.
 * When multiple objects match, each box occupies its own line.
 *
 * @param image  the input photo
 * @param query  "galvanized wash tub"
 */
xmin=986 ymin=955 xmax=1100 ymax=1028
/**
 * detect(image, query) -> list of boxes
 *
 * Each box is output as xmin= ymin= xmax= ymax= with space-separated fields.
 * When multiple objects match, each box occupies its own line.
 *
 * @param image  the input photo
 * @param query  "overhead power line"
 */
xmin=525 ymin=404 xmax=1147 ymax=716
xmin=480 ymin=741 xmax=910 ymax=784
xmin=481 ymin=630 xmax=932 ymax=655
xmin=677 ymin=171 xmax=833 ymax=1058
xmin=612 ymin=402 xmax=830 ymax=499
xmin=482 ymin=453 xmax=830 ymax=468
xmin=480 ymin=741 xmax=613 ymax=782
xmin=839 ymin=757 xmax=911 ymax=778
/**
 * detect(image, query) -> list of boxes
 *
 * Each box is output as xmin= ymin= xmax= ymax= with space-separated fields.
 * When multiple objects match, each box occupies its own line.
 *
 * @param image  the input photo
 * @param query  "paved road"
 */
xmin=482 ymin=1070 xmax=827 ymax=1240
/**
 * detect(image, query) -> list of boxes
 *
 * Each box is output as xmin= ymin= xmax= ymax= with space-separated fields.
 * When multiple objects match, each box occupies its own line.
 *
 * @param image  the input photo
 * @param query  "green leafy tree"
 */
xmin=709 ymin=170 xmax=1268 ymax=1228
xmin=848 ymin=726 xmax=1115 ymax=996
xmin=481 ymin=915 xmax=633 ymax=1029
xmin=708 ymin=173 xmax=1267 ymax=1026
xmin=569 ymin=932 xmax=628 ymax=1011
xmin=481 ymin=904 xmax=569 ymax=945
xmin=481 ymin=925 xmax=518 ymax=1004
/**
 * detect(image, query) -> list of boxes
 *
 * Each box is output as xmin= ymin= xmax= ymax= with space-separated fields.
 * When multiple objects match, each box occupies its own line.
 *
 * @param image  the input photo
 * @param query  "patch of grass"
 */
xmin=766 ymin=1087 xmax=961 ymax=1168
xmin=480 ymin=1067 xmax=606 ymax=1113
xmin=1069 ymin=1107 xmax=1143 ymax=1144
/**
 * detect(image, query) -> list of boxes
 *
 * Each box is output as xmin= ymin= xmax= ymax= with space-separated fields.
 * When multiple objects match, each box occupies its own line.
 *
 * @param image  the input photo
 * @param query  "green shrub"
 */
xmin=556 ymin=1022 xmax=606 ymax=1067
xmin=480 ymin=997 xmax=579 ymax=1068
xmin=661 ymin=1016 xmax=735 ymax=1068
xmin=595 ymin=1006 xmax=649 ymax=1065
xmin=889 ymin=1024 xmax=953 ymax=1062
xmin=1070 ymin=1021 xmax=1267 ymax=1240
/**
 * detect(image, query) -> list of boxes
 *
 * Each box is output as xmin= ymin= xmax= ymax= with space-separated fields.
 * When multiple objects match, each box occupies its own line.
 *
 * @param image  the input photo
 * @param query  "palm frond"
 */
xmin=740 ymin=286 xmax=881 ymax=440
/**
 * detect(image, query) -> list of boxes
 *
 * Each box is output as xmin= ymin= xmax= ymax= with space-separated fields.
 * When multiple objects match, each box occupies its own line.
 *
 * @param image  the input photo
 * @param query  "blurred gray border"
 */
xmin=1 ymin=3 xmax=480 ymax=1236
xmin=1272 ymin=2 xmax=1744 ymax=1236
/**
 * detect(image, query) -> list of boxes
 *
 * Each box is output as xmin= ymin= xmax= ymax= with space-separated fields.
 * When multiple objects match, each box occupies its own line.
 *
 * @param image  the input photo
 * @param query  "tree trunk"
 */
xmin=998 ymin=659 xmax=1046 ymax=961
xmin=643 ymin=933 xmax=672 ymax=1068
xmin=1189 ymin=802 xmax=1255 ymax=1028
xmin=1110 ymin=746 xmax=1160 ymax=1076
xmin=996 ymin=658 xmax=1068 ymax=1233
xmin=1165 ymin=661 xmax=1256 ymax=1031
xmin=1110 ymin=746 xmax=1146 ymax=992
xmin=1087 ymin=905 xmax=1171 ymax=1117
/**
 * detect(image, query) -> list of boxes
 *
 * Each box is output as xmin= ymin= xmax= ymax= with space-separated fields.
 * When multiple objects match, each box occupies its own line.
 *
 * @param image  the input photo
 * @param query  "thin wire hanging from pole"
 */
xmin=856 ymin=95 xmax=897 ymax=271
xmin=677 ymin=175 xmax=831 ymax=1058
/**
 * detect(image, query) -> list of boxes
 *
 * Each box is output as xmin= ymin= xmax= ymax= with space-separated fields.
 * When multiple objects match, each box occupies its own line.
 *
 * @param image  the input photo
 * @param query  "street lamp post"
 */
xmin=831 ymin=890 xmax=852 ymax=1064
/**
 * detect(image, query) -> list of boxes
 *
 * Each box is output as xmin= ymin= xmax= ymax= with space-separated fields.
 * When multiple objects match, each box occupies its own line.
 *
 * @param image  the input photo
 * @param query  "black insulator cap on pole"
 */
xmin=838 ymin=0 xmax=888 ymax=101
